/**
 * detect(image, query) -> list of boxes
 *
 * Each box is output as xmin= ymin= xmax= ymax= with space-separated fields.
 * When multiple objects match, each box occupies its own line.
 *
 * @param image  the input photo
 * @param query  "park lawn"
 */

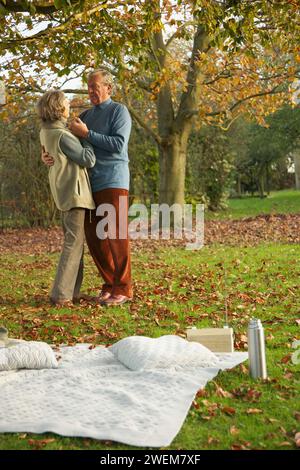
xmin=0 ymin=242 xmax=299 ymax=450
xmin=206 ymin=189 xmax=300 ymax=220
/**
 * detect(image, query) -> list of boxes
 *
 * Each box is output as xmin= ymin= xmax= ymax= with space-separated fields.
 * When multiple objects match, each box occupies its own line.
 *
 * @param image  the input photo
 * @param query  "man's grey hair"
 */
xmin=88 ymin=68 xmax=115 ymax=94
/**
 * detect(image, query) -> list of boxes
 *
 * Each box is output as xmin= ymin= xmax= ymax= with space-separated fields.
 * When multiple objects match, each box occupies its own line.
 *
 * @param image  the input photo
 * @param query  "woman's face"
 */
xmin=62 ymin=98 xmax=70 ymax=118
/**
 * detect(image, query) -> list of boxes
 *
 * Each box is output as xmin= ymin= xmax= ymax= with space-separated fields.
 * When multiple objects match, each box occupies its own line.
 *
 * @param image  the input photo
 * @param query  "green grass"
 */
xmin=0 ymin=242 xmax=299 ymax=450
xmin=206 ymin=189 xmax=300 ymax=220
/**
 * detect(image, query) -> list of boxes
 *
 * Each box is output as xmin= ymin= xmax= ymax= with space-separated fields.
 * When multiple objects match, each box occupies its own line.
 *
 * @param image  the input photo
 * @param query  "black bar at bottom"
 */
xmin=0 ymin=450 xmax=296 ymax=466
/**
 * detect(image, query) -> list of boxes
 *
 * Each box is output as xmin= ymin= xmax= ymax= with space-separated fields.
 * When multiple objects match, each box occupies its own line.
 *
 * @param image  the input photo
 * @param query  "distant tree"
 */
xmin=187 ymin=126 xmax=235 ymax=210
xmin=0 ymin=109 xmax=55 ymax=226
xmin=128 ymin=125 xmax=159 ymax=205
xmin=245 ymin=106 xmax=300 ymax=197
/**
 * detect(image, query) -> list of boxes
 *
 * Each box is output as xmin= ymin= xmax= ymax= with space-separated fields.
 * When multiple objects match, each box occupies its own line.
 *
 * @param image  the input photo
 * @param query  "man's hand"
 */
xmin=41 ymin=145 xmax=54 ymax=166
xmin=69 ymin=117 xmax=89 ymax=139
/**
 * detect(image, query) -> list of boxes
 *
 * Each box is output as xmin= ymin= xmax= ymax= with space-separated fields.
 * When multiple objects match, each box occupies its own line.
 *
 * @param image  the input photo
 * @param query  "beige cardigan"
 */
xmin=40 ymin=121 xmax=95 ymax=211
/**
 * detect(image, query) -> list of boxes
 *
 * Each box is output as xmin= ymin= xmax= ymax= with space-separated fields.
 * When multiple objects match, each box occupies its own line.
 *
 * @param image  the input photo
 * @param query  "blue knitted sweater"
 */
xmin=80 ymin=98 xmax=132 ymax=192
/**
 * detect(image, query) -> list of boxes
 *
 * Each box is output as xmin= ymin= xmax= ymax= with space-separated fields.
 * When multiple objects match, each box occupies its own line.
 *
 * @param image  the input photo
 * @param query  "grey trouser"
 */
xmin=50 ymin=208 xmax=85 ymax=302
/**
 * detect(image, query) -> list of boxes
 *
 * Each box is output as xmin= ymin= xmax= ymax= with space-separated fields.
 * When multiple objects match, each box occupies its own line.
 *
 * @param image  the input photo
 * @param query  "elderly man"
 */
xmin=43 ymin=69 xmax=132 ymax=306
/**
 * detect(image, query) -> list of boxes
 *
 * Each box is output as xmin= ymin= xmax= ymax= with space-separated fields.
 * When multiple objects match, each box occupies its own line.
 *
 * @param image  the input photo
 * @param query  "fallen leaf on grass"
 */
xmin=265 ymin=417 xmax=279 ymax=424
xmin=278 ymin=441 xmax=292 ymax=447
xmin=280 ymin=354 xmax=291 ymax=364
xmin=264 ymin=317 xmax=285 ymax=324
xmin=237 ymin=364 xmax=248 ymax=374
xmin=135 ymin=329 xmax=145 ymax=335
xmin=295 ymin=319 xmax=300 ymax=326
xmin=202 ymin=400 xmax=219 ymax=410
xmin=279 ymin=426 xmax=287 ymax=435
xmin=222 ymin=406 xmax=236 ymax=416
xmin=246 ymin=408 xmax=263 ymax=414
xmin=28 ymin=438 xmax=55 ymax=449
xmin=294 ymin=412 xmax=300 ymax=422
xmin=196 ymin=389 xmax=207 ymax=398
xmin=295 ymin=432 xmax=300 ymax=447
xmin=231 ymin=442 xmax=251 ymax=450
xmin=213 ymin=382 xmax=233 ymax=398
xmin=239 ymin=335 xmax=248 ymax=343
xmin=207 ymin=436 xmax=220 ymax=445
xmin=232 ymin=386 xmax=261 ymax=402
xmin=230 ymin=426 xmax=240 ymax=436
xmin=231 ymin=444 xmax=246 ymax=450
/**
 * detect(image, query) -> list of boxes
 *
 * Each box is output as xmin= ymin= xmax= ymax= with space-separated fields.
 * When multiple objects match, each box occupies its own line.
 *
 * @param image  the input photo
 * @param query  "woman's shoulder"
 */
xmin=58 ymin=130 xmax=83 ymax=156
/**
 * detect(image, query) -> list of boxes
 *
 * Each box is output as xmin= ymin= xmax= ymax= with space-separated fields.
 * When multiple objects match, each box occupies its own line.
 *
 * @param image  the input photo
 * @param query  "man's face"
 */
xmin=88 ymin=75 xmax=111 ymax=106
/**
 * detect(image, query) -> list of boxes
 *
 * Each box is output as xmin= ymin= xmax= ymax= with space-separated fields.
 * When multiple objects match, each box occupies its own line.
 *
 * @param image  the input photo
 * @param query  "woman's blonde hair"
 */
xmin=36 ymin=90 xmax=67 ymax=122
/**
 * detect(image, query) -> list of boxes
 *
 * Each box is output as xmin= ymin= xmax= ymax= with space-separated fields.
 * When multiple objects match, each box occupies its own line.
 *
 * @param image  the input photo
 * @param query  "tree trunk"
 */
xmin=236 ymin=174 xmax=242 ymax=198
xmin=293 ymin=148 xmax=300 ymax=190
xmin=258 ymin=173 xmax=265 ymax=198
xmin=158 ymin=131 xmax=190 ymax=206
xmin=266 ymin=161 xmax=270 ymax=195
xmin=151 ymin=24 xmax=209 ymax=206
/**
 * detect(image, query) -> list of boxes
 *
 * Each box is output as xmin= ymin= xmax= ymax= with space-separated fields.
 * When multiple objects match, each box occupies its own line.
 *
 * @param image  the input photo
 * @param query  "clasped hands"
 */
xmin=41 ymin=117 xmax=89 ymax=166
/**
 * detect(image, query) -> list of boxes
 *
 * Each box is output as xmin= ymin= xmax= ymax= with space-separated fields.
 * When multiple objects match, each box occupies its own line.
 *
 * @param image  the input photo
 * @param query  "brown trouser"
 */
xmin=84 ymin=188 xmax=132 ymax=297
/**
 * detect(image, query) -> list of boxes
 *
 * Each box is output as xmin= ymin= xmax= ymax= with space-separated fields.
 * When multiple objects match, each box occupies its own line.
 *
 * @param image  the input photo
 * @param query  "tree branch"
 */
xmin=126 ymin=104 xmax=161 ymax=146
xmin=0 ymin=0 xmax=60 ymax=14
xmin=185 ymin=84 xmax=286 ymax=119
xmin=119 ymin=81 xmax=160 ymax=144
xmin=107 ymin=62 xmax=153 ymax=94
xmin=229 ymin=85 xmax=285 ymax=113
xmin=150 ymin=18 xmax=175 ymax=137
xmin=1 ymin=3 xmax=108 ymax=46
xmin=165 ymin=20 xmax=197 ymax=49
xmin=176 ymin=24 xmax=210 ymax=127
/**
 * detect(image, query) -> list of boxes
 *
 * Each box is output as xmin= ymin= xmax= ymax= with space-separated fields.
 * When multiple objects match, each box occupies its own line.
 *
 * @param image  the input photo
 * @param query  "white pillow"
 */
xmin=108 ymin=335 xmax=219 ymax=371
xmin=0 ymin=341 xmax=58 ymax=371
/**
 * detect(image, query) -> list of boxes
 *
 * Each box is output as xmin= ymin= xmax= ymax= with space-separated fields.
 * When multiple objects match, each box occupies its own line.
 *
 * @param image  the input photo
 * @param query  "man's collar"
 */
xmin=95 ymin=97 xmax=112 ymax=110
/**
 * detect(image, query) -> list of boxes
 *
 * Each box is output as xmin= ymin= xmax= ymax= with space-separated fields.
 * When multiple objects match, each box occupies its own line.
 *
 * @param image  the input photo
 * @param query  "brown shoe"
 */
xmin=101 ymin=294 xmax=132 ymax=306
xmin=98 ymin=291 xmax=112 ymax=303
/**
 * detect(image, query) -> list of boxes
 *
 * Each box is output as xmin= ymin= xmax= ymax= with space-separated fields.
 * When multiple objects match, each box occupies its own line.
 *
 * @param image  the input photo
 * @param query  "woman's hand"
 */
xmin=41 ymin=145 xmax=54 ymax=166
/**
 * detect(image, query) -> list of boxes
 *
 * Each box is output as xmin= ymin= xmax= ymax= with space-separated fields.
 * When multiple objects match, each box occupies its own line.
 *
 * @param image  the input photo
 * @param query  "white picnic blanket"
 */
xmin=0 ymin=344 xmax=248 ymax=447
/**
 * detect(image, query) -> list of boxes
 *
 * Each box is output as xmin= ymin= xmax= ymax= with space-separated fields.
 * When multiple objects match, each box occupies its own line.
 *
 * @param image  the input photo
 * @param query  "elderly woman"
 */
xmin=37 ymin=90 xmax=96 ymax=305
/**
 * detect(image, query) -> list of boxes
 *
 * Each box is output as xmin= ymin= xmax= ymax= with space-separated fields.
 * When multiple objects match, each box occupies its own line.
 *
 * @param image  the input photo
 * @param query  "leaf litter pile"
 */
xmin=0 ymin=213 xmax=300 ymax=255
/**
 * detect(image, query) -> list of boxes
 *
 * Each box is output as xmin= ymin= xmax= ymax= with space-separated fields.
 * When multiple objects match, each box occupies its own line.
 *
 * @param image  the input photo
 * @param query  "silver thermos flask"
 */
xmin=247 ymin=318 xmax=267 ymax=379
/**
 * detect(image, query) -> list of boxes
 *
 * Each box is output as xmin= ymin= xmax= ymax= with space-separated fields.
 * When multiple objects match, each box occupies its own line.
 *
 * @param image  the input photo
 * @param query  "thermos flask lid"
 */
xmin=249 ymin=318 xmax=262 ymax=328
